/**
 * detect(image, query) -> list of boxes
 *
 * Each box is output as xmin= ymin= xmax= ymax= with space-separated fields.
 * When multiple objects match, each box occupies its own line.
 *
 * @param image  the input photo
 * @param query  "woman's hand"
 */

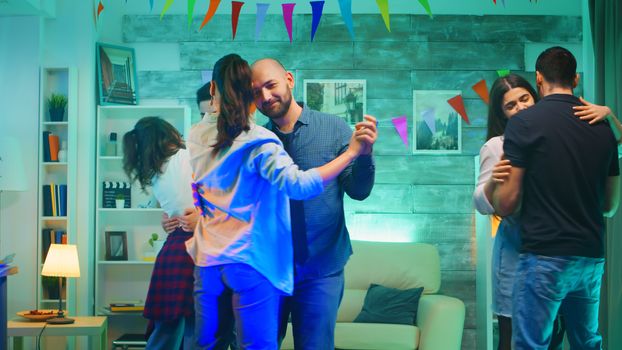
xmin=178 ymin=208 xmax=200 ymax=232
xmin=573 ymin=97 xmax=612 ymax=124
xmin=490 ymin=159 xmax=512 ymax=184
xmin=161 ymin=212 xmax=179 ymax=233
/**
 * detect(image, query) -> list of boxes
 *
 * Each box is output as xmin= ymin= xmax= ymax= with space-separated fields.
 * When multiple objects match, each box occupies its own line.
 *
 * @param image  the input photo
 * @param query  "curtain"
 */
xmin=588 ymin=1 xmax=622 ymax=349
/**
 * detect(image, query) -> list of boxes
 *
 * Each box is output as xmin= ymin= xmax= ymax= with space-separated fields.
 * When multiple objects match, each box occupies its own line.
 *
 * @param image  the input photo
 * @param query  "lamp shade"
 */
xmin=0 ymin=136 xmax=28 ymax=192
xmin=42 ymin=244 xmax=80 ymax=278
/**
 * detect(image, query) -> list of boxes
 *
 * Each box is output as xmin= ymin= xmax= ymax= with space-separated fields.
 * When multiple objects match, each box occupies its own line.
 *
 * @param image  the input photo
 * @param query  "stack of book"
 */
xmin=107 ymin=301 xmax=145 ymax=313
xmin=42 ymin=183 xmax=67 ymax=216
xmin=41 ymin=229 xmax=68 ymax=260
xmin=42 ymin=131 xmax=60 ymax=162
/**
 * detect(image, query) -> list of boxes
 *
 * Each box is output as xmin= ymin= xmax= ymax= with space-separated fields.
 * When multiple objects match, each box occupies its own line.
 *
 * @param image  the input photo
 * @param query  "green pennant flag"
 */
xmin=376 ymin=0 xmax=390 ymax=32
xmin=497 ymin=69 xmax=511 ymax=77
xmin=418 ymin=0 xmax=433 ymax=18
xmin=188 ymin=0 xmax=197 ymax=28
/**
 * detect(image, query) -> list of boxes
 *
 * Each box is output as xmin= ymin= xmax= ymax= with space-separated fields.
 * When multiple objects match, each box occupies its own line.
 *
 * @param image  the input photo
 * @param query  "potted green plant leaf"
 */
xmin=115 ymin=194 xmax=125 ymax=209
xmin=148 ymin=233 xmax=165 ymax=256
xmin=48 ymin=93 xmax=68 ymax=122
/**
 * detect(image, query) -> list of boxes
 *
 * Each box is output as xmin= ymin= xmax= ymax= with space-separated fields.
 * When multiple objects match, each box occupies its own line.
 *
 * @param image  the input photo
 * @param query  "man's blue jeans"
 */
xmin=194 ymin=264 xmax=280 ymax=350
xmin=278 ymin=270 xmax=345 ymax=350
xmin=512 ymin=254 xmax=604 ymax=350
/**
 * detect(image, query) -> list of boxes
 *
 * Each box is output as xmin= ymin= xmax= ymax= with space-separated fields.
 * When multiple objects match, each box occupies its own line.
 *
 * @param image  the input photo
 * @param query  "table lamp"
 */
xmin=41 ymin=244 xmax=80 ymax=324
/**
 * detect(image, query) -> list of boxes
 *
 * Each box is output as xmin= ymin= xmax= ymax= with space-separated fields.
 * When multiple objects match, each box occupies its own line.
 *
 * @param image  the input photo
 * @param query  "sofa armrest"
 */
xmin=416 ymin=294 xmax=465 ymax=350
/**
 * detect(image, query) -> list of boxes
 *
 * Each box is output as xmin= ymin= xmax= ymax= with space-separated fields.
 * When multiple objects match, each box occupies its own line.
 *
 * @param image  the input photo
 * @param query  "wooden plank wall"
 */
xmin=124 ymin=14 xmax=582 ymax=349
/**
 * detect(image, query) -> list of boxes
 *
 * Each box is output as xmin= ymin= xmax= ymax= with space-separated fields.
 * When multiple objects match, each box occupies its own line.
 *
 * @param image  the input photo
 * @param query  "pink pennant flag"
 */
xmin=447 ymin=95 xmax=470 ymax=125
xmin=160 ymin=0 xmax=174 ymax=19
xmin=391 ymin=116 xmax=409 ymax=147
xmin=421 ymin=108 xmax=436 ymax=134
xmin=282 ymin=3 xmax=296 ymax=43
xmin=231 ymin=1 xmax=244 ymax=40
xmin=375 ymin=0 xmax=390 ymax=32
xmin=310 ymin=1 xmax=325 ymax=42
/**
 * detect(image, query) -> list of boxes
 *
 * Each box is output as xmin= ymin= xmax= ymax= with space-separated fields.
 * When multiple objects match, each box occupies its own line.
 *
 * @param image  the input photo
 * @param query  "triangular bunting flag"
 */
xmin=391 ymin=116 xmax=409 ymax=147
xmin=200 ymin=0 xmax=222 ymax=30
xmin=97 ymin=1 xmax=104 ymax=18
xmin=255 ymin=3 xmax=269 ymax=42
xmin=310 ymin=1 xmax=325 ymax=42
xmin=160 ymin=0 xmax=174 ymax=20
xmin=375 ymin=0 xmax=390 ymax=32
xmin=231 ymin=1 xmax=244 ymax=40
xmin=201 ymin=70 xmax=213 ymax=84
xmin=188 ymin=0 xmax=197 ymax=28
xmin=497 ymin=69 xmax=511 ymax=77
xmin=472 ymin=79 xmax=490 ymax=104
xmin=493 ymin=0 xmax=497 ymax=4
xmin=447 ymin=95 xmax=470 ymax=125
xmin=337 ymin=0 xmax=355 ymax=40
xmin=282 ymin=3 xmax=296 ymax=43
xmin=149 ymin=0 xmax=155 ymax=11
xmin=501 ymin=0 xmax=506 ymax=6
xmin=422 ymin=108 xmax=436 ymax=134
xmin=418 ymin=0 xmax=433 ymax=18
xmin=92 ymin=0 xmax=98 ymax=26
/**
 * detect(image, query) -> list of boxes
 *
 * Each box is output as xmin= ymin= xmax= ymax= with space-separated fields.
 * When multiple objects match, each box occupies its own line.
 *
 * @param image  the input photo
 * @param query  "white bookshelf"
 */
xmin=37 ymin=67 xmax=78 ymax=312
xmin=94 ymin=105 xmax=190 ymax=316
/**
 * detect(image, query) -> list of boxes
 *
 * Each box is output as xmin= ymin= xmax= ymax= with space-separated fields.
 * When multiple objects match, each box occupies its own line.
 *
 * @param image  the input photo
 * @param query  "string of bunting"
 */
xmin=94 ymin=0 xmax=436 ymax=38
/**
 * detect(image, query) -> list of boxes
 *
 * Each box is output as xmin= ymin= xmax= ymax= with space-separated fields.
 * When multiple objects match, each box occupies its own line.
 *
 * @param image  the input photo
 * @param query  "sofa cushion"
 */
xmin=354 ymin=284 xmax=424 ymax=325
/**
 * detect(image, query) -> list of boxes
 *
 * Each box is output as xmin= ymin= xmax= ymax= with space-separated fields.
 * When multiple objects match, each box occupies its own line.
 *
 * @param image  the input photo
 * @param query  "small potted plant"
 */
xmin=48 ymin=93 xmax=68 ymax=122
xmin=115 ymin=194 xmax=125 ymax=209
xmin=148 ymin=233 xmax=165 ymax=255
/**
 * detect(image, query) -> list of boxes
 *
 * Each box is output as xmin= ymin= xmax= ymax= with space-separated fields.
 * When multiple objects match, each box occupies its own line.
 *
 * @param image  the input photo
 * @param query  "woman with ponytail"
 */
xmin=186 ymin=53 xmax=370 ymax=349
xmin=122 ymin=117 xmax=198 ymax=350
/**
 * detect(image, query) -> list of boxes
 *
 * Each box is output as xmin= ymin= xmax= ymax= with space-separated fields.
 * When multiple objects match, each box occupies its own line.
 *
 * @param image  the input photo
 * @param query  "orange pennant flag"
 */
xmin=472 ymin=79 xmax=490 ymax=104
xmin=447 ymin=94 xmax=470 ymax=125
xmin=200 ymin=0 xmax=222 ymax=30
xmin=97 ymin=1 xmax=104 ymax=18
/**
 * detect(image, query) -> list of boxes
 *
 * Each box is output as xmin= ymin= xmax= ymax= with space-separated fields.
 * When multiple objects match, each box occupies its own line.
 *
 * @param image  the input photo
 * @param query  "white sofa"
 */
xmin=281 ymin=241 xmax=465 ymax=350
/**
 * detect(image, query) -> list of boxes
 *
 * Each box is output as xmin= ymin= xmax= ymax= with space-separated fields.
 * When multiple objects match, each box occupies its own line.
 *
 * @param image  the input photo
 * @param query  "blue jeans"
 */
xmin=512 ymin=254 xmax=604 ymax=350
xmin=194 ymin=264 xmax=280 ymax=350
xmin=147 ymin=317 xmax=194 ymax=350
xmin=278 ymin=270 xmax=345 ymax=350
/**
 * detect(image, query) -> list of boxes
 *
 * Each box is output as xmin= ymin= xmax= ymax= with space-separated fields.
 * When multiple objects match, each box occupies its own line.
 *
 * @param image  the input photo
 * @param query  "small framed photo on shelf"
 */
xmin=96 ymin=43 xmax=139 ymax=105
xmin=105 ymin=231 xmax=128 ymax=261
xmin=412 ymin=90 xmax=462 ymax=154
xmin=303 ymin=79 xmax=366 ymax=125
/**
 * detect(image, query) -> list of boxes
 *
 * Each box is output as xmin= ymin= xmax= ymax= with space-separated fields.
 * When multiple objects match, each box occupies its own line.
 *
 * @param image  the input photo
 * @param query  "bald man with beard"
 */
xmin=251 ymin=58 xmax=377 ymax=350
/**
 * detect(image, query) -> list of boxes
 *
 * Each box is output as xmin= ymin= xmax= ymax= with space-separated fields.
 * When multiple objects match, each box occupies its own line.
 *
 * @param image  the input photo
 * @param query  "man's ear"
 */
xmin=573 ymin=73 xmax=580 ymax=89
xmin=535 ymin=71 xmax=543 ymax=87
xmin=285 ymin=71 xmax=295 ymax=89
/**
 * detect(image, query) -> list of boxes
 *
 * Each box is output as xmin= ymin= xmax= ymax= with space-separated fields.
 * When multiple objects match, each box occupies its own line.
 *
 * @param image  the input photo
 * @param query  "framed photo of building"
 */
xmin=105 ymin=231 xmax=128 ymax=261
xmin=412 ymin=90 xmax=462 ymax=154
xmin=303 ymin=79 xmax=366 ymax=125
xmin=96 ymin=43 xmax=139 ymax=105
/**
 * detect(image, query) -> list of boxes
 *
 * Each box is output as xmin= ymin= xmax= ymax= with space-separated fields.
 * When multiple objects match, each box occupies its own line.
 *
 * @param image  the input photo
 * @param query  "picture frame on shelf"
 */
xmin=303 ymin=79 xmax=366 ymax=125
xmin=412 ymin=90 xmax=462 ymax=154
xmin=105 ymin=231 xmax=128 ymax=261
xmin=96 ymin=43 xmax=139 ymax=105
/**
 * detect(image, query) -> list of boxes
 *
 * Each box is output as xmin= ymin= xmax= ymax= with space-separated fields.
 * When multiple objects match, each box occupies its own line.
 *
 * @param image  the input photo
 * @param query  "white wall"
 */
xmin=0 ymin=15 xmax=41 ymax=316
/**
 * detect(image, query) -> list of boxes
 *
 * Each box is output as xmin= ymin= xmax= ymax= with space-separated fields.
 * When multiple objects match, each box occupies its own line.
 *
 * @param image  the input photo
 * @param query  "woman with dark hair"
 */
xmin=123 ymin=116 xmax=198 ymax=350
xmin=186 ymin=53 xmax=373 ymax=350
xmin=473 ymin=74 xmax=612 ymax=350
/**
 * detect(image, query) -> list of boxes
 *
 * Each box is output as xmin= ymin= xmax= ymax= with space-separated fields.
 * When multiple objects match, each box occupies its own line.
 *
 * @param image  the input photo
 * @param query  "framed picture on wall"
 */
xmin=412 ymin=90 xmax=462 ymax=154
xmin=105 ymin=231 xmax=128 ymax=261
xmin=303 ymin=79 xmax=366 ymax=125
xmin=96 ymin=43 xmax=139 ymax=105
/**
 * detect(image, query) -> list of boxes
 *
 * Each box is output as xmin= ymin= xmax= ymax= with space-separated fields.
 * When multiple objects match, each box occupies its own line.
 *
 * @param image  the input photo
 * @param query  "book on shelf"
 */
xmin=42 ymin=184 xmax=67 ymax=216
xmin=42 ymin=229 xmax=67 ymax=260
xmin=48 ymin=133 xmax=59 ymax=161
xmin=42 ymin=131 xmax=51 ymax=162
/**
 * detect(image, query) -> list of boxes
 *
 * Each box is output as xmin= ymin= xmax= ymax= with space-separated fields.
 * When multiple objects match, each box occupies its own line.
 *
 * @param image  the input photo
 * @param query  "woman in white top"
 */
xmin=186 ymin=54 xmax=373 ymax=350
xmin=473 ymin=74 xmax=613 ymax=350
xmin=122 ymin=117 xmax=197 ymax=350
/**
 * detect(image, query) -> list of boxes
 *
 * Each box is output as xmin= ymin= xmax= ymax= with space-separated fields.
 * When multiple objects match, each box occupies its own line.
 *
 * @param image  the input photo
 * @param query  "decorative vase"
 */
xmin=115 ymin=199 xmax=125 ymax=209
xmin=58 ymin=141 xmax=68 ymax=162
xmin=49 ymin=107 xmax=65 ymax=122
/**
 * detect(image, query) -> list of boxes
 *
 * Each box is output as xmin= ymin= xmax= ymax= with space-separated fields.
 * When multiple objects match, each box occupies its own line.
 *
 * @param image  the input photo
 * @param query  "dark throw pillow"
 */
xmin=353 ymin=284 xmax=424 ymax=326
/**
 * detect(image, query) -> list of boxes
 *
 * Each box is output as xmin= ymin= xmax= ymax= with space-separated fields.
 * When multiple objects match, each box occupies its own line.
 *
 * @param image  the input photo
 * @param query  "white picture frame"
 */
xmin=303 ymin=79 xmax=366 ymax=125
xmin=412 ymin=90 xmax=462 ymax=154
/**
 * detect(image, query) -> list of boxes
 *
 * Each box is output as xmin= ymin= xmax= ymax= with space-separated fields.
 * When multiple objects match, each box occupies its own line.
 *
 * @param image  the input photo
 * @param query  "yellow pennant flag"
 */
xmin=375 ymin=0 xmax=390 ymax=32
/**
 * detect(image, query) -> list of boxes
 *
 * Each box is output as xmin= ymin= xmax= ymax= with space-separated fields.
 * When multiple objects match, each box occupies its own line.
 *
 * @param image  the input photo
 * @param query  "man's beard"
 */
xmin=260 ymin=87 xmax=293 ymax=121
